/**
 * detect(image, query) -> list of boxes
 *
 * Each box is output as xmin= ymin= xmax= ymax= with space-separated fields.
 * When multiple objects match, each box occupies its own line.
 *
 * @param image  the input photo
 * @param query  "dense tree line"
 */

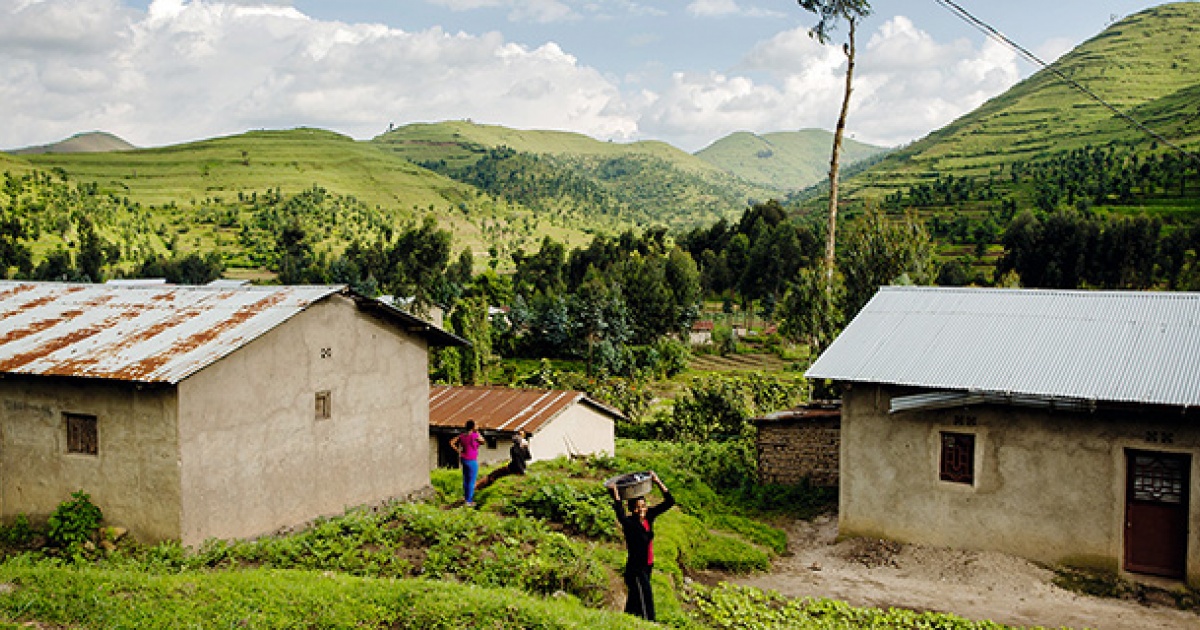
xmin=998 ymin=209 xmax=1200 ymax=290
xmin=678 ymin=200 xmax=823 ymax=311
xmin=418 ymin=146 xmax=625 ymax=221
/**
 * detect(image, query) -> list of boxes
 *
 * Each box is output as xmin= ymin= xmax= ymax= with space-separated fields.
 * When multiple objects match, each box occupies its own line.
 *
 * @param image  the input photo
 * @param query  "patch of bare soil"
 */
xmin=729 ymin=515 xmax=1200 ymax=630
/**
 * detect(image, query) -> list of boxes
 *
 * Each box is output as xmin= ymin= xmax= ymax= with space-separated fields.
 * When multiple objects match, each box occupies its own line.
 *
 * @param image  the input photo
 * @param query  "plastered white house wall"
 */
xmin=175 ymin=294 xmax=431 ymax=546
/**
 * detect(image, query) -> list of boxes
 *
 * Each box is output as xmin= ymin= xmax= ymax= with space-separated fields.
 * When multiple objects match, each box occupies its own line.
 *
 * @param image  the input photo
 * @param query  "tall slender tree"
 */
xmin=797 ymin=0 xmax=872 ymax=281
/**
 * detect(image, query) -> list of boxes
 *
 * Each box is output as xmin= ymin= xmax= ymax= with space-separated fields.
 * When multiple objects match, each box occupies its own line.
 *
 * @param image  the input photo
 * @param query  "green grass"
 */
xmin=0 ymin=563 xmax=655 ymax=629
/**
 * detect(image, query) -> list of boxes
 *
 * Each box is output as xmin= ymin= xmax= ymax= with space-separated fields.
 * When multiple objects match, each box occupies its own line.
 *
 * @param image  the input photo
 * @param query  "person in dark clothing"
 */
xmin=475 ymin=430 xmax=532 ymax=491
xmin=609 ymin=470 xmax=674 ymax=621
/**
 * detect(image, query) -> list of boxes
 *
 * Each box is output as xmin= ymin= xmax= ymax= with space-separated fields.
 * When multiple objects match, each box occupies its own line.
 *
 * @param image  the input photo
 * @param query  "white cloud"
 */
xmin=426 ymin=0 xmax=577 ymax=23
xmin=0 ymin=0 xmax=635 ymax=148
xmin=642 ymin=16 xmax=1021 ymax=150
xmin=686 ymin=0 xmax=783 ymax=19
xmin=686 ymin=0 xmax=739 ymax=17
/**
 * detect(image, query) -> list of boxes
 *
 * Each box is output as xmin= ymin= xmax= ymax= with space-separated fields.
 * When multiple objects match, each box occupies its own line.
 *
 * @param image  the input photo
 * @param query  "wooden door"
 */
xmin=1124 ymin=450 xmax=1190 ymax=579
xmin=436 ymin=434 xmax=461 ymax=469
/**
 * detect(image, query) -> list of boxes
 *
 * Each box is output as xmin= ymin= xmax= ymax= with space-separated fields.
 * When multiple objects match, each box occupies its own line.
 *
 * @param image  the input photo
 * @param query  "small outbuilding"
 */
xmin=753 ymin=401 xmax=840 ymax=488
xmin=0 ymin=281 xmax=464 ymax=547
xmin=428 ymin=385 xmax=620 ymax=470
xmin=807 ymin=286 xmax=1200 ymax=586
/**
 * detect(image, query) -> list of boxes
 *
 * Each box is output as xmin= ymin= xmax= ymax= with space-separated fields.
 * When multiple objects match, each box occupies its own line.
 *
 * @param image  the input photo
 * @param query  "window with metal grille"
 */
xmin=66 ymin=413 xmax=98 ymax=455
xmin=315 ymin=391 xmax=332 ymax=420
xmin=939 ymin=432 xmax=975 ymax=484
xmin=1132 ymin=453 xmax=1185 ymax=504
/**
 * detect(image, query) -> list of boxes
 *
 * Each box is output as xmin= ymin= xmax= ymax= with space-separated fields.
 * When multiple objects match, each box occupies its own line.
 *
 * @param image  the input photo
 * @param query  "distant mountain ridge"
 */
xmin=9 ymin=131 xmax=136 ymax=155
xmin=694 ymin=129 xmax=888 ymax=191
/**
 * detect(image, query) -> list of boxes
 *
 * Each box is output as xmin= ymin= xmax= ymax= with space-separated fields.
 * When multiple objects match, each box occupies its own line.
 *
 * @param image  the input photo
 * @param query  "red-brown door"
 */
xmin=1124 ymin=450 xmax=1190 ymax=579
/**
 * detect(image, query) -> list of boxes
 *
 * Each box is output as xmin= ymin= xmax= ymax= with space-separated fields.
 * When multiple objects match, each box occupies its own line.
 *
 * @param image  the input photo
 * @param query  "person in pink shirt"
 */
xmin=450 ymin=420 xmax=483 ymax=506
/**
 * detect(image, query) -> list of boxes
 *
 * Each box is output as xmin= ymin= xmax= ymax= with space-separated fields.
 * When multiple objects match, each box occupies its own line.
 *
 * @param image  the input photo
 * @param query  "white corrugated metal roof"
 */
xmin=806 ymin=286 xmax=1200 ymax=408
xmin=0 ymin=281 xmax=342 ymax=384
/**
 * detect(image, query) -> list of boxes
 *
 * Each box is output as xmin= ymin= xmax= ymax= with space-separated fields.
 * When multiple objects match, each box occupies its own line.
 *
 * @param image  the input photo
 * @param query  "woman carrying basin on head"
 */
xmin=607 ymin=470 xmax=674 ymax=621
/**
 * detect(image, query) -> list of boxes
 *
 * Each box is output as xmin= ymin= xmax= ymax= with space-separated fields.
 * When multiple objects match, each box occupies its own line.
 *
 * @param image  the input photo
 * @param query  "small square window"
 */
xmin=315 ymin=391 xmax=332 ymax=420
xmin=66 ymin=413 xmax=98 ymax=456
xmin=939 ymin=432 xmax=975 ymax=485
xmin=485 ymin=435 xmax=498 ymax=449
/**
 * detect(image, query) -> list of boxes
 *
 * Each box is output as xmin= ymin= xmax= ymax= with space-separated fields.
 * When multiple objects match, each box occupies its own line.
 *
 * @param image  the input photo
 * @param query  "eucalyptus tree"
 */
xmin=796 ymin=0 xmax=872 ymax=281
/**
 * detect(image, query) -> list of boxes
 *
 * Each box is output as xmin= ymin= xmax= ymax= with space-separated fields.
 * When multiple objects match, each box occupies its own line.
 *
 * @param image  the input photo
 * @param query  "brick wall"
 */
xmin=755 ymin=416 xmax=840 ymax=487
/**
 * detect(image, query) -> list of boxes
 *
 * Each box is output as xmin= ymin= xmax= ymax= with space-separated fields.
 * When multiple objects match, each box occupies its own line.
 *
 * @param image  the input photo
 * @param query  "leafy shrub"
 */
xmin=656 ymin=374 xmax=807 ymax=442
xmin=688 ymin=583 xmax=1016 ymax=629
xmin=506 ymin=478 xmax=617 ymax=540
xmin=47 ymin=491 xmax=102 ymax=549
xmin=1 ymin=513 xmax=37 ymax=547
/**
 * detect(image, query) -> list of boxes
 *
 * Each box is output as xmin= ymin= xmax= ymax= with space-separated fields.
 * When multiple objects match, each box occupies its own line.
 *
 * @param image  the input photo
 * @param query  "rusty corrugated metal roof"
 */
xmin=429 ymin=385 xmax=625 ymax=434
xmin=0 ymin=281 xmax=354 ymax=384
xmin=755 ymin=402 xmax=841 ymax=424
xmin=806 ymin=286 xmax=1200 ymax=408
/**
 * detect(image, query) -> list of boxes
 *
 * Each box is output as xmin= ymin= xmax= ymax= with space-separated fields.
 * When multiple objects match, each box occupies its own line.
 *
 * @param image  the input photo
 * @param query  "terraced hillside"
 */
xmin=689 ymin=352 xmax=794 ymax=374
xmin=847 ymin=2 xmax=1200 ymax=201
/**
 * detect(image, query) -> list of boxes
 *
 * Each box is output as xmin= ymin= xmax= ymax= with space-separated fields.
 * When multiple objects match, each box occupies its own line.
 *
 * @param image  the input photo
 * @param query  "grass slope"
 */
xmin=695 ymin=129 xmax=889 ymax=191
xmin=849 ymin=2 xmax=1200 ymax=199
xmin=0 ymin=565 xmax=656 ymax=629
xmin=20 ymin=128 xmax=474 ymax=212
xmin=0 ymin=153 xmax=32 ymax=175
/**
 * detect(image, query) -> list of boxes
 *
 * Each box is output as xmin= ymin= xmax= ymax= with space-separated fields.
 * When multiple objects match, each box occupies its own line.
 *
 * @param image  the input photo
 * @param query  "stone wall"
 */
xmin=756 ymin=414 xmax=840 ymax=487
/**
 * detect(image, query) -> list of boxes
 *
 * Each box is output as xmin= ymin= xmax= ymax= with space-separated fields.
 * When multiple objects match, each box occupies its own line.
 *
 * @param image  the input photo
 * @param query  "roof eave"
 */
xmin=348 ymin=290 xmax=470 ymax=348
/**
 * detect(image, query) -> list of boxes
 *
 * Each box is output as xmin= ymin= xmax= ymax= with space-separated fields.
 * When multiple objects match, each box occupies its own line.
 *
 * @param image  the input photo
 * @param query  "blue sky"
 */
xmin=0 ymin=1 xmax=1170 ymax=152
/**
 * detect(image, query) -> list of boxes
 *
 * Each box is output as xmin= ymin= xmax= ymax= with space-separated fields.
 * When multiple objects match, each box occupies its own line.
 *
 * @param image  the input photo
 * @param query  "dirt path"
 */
xmin=727 ymin=515 xmax=1199 ymax=630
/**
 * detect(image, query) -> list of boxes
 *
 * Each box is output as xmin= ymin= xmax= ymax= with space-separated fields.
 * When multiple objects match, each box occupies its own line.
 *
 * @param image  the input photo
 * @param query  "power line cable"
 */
xmin=934 ymin=0 xmax=1200 ymax=165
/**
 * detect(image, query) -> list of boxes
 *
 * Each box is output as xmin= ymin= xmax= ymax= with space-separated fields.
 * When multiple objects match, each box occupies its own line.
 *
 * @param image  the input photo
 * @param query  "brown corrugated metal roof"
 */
xmin=429 ymin=385 xmax=625 ymax=434
xmin=0 ymin=281 xmax=465 ymax=385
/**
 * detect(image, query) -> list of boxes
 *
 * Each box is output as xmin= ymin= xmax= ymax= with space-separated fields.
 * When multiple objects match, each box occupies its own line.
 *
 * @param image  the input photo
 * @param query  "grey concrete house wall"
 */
xmin=839 ymin=384 xmax=1200 ymax=585
xmin=176 ymin=294 xmax=432 ymax=545
xmin=0 ymin=378 xmax=182 ymax=542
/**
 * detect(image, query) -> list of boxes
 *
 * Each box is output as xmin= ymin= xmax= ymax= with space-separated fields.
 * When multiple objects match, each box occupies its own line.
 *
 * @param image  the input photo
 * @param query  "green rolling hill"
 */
xmin=372 ymin=120 xmax=782 ymax=230
xmin=695 ymin=129 xmax=889 ymax=191
xmin=17 ymin=128 xmax=475 ymax=212
xmin=846 ymin=2 xmax=1200 ymax=202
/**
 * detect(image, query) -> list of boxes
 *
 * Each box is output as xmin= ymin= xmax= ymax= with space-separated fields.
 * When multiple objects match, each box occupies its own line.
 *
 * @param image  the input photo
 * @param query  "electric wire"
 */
xmin=933 ymin=0 xmax=1200 ymax=165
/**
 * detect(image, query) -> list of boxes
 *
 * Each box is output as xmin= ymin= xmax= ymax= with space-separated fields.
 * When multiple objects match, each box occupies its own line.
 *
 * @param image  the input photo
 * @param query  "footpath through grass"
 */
xmin=0 ymin=440 xmax=1031 ymax=629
